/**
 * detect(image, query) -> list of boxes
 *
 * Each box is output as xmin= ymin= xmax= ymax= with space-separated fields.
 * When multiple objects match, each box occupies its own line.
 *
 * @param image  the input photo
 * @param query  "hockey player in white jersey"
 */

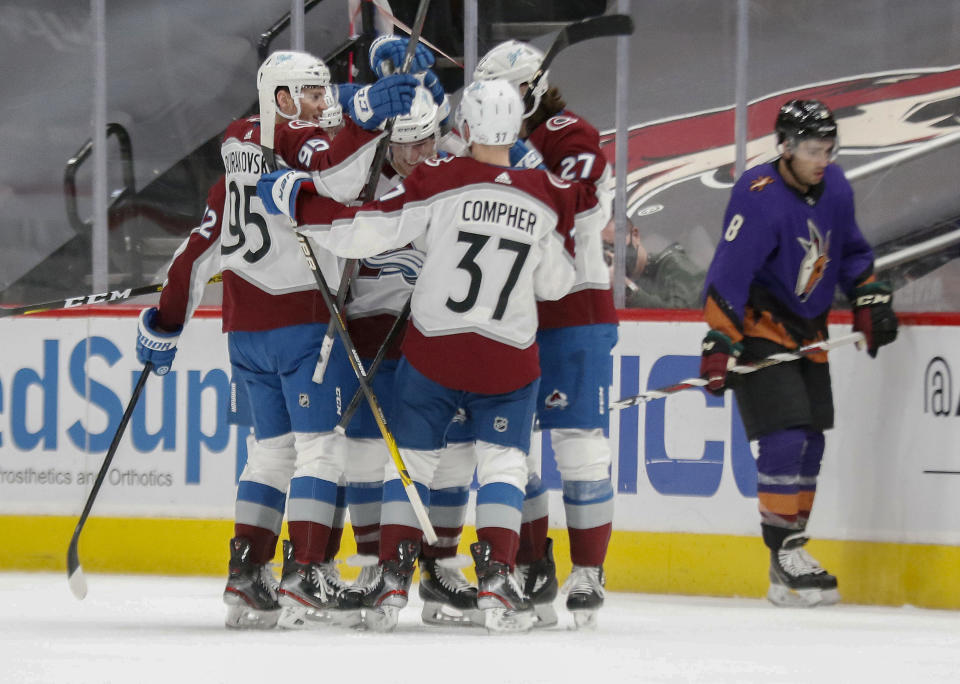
xmin=136 ymin=49 xmax=417 ymax=630
xmin=474 ymin=40 xmax=618 ymax=628
xmin=333 ymin=85 xmax=482 ymax=627
xmin=258 ymin=78 xmax=600 ymax=633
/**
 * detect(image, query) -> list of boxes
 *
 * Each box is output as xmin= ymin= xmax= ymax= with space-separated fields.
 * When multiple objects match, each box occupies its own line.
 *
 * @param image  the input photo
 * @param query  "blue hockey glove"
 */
xmin=256 ymin=169 xmax=312 ymax=219
xmin=420 ymin=68 xmax=450 ymax=125
xmin=370 ymin=35 xmax=434 ymax=77
xmin=509 ymin=140 xmax=545 ymax=169
xmin=421 ymin=68 xmax=445 ymax=105
xmin=136 ymin=307 xmax=182 ymax=376
xmin=350 ymin=74 xmax=418 ymax=130
xmin=337 ymin=82 xmax=362 ymax=110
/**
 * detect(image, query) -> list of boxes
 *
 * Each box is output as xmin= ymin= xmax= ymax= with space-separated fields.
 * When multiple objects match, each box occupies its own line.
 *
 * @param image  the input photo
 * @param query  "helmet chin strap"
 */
xmin=779 ymin=142 xmax=808 ymax=192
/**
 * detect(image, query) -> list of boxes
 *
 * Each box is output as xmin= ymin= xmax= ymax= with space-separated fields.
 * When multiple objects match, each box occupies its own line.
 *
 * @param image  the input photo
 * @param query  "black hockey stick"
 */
xmin=523 ymin=13 xmax=635 ymax=112
xmin=0 ymin=275 xmax=222 ymax=319
xmin=0 ymin=284 xmax=163 ymax=318
xmin=358 ymin=0 xmax=432 ymax=203
xmin=311 ymin=0 xmax=432 ymax=383
xmin=67 ymin=362 xmax=153 ymax=599
xmin=335 ymin=296 xmax=411 ymax=433
xmin=609 ymin=332 xmax=865 ymax=410
xmin=295 ymin=232 xmax=437 ymax=544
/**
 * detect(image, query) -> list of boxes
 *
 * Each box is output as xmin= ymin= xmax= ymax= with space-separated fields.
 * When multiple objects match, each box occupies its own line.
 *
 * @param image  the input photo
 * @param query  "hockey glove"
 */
xmin=852 ymin=281 xmax=898 ymax=358
xmin=257 ymin=169 xmax=313 ymax=220
xmin=699 ymin=330 xmax=742 ymax=396
xmin=350 ymin=74 xmax=418 ymax=130
xmin=420 ymin=68 xmax=450 ymax=125
xmin=369 ymin=35 xmax=434 ymax=78
xmin=509 ymin=140 xmax=545 ymax=169
xmin=337 ymin=82 xmax=362 ymax=110
xmin=136 ymin=307 xmax=182 ymax=376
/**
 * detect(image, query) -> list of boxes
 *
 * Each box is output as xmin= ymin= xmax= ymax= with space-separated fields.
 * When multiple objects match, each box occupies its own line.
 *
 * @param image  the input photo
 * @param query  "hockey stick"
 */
xmin=335 ymin=296 xmax=411 ymax=434
xmin=522 ymin=13 xmax=635 ymax=113
xmin=609 ymin=332 xmax=865 ymax=411
xmin=0 ymin=275 xmax=223 ymax=319
xmin=311 ymin=0 xmax=432 ymax=384
xmin=295 ymin=231 xmax=438 ymax=544
xmin=67 ymin=363 xmax=153 ymax=599
xmin=359 ymin=0 xmax=432 ymax=203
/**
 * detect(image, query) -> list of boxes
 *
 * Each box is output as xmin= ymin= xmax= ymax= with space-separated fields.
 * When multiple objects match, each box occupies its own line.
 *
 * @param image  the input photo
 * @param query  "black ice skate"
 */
xmin=222 ymin=536 xmax=280 ymax=630
xmin=419 ymin=555 xmax=482 ymax=627
xmin=471 ymin=540 xmax=534 ymax=634
xmin=515 ymin=537 xmax=559 ymax=627
xmin=563 ymin=565 xmax=605 ymax=629
xmin=767 ymin=532 xmax=829 ymax=607
xmin=793 ymin=534 xmax=840 ymax=605
xmin=277 ymin=540 xmax=359 ymax=628
xmin=360 ymin=539 xmax=420 ymax=633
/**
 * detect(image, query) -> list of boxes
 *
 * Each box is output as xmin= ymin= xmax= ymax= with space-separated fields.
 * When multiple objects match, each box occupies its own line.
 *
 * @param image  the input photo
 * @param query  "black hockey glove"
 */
xmin=852 ymin=282 xmax=898 ymax=358
xmin=699 ymin=330 xmax=742 ymax=396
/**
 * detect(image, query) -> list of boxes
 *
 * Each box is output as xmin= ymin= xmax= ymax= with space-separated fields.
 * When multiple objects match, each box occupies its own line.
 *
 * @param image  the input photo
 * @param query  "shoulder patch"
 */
xmin=546 ymin=115 xmax=579 ymax=131
xmin=547 ymin=172 xmax=571 ymax=189
xmin=749 ymin=175 xmax=775 ymax=192
xmin=424 ymin=155 xmax=456 ymax=167
xmin=287 ymin=119 xmax=320 ymax=130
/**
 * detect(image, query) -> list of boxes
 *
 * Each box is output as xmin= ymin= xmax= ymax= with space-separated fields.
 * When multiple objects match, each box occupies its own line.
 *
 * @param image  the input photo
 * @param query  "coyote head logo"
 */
xmin=795 ymin=219 xmax=831 ymax=302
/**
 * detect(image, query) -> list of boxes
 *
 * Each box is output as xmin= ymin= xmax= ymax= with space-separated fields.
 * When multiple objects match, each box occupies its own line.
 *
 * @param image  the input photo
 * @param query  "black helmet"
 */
xmin=775 ymin=99 xmax=838 ymax=144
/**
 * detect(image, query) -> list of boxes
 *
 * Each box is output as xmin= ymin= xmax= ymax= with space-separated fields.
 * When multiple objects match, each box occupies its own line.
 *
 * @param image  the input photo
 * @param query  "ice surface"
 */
xmin=1 ymin=572 xmax=959 ymax=683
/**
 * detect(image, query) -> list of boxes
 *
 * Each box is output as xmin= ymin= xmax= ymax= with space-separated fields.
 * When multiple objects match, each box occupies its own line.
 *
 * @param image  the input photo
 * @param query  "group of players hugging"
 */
xmin=134 ymin=28 xmax=898 ymax=634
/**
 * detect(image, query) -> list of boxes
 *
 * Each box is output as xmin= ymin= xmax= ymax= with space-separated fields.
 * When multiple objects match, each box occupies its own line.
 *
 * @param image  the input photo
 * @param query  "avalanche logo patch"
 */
xmin=544 ymin=389 xmax=569 ymax=409
xmin=299 ymin=393 xmax=310 ymax=408
xmin=795 ymin=219 xmax=831 ymax=302
xmin=493 ymin=417 xmax=509 ymax=433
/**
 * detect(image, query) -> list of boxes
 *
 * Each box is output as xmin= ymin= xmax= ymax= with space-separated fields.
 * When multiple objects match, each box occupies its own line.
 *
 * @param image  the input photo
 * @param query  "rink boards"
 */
xmin=0 ymin=307 xmax=958 ymax=609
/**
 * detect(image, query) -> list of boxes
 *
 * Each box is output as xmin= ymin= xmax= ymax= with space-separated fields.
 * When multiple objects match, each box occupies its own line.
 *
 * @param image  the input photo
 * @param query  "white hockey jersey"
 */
xmin=297 ymin=156 xmax=595 ymax=394
xmin=217 ymin=115 xmax=383 ymax=331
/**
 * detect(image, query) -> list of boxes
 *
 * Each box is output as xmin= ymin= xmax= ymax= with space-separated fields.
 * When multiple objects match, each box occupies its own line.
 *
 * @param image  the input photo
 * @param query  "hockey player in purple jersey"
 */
xmin=473 ymin=40 xmax=618 ymax=628
xmin=258 ymin=79 xmax=599 ymax=632
xmin=700 ymin=100 xmax=898 ymax=607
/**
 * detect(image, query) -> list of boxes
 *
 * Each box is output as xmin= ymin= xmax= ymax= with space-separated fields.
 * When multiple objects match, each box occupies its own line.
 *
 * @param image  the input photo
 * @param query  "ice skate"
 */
xmin=515 ymin=537 xmax=559 ymax=627
xmin=222 ymin=536 xmax=280 ymax=630
xmin=277 ymin=540 xmax=359 ymax=628
xmin=471 ymin=541 xmax=534 ymax=634
xmin=360 ymin=540 xmax=420 ymax=633
xmin=796 ymin=537 xmax=840 ymax=605
xmin=767 ymin=532 xmax=827 ymax=607
xmin=419 ymin=555 xmax=482 ymax=627
xmin=563 ymin=565 xmax=605 ymax=629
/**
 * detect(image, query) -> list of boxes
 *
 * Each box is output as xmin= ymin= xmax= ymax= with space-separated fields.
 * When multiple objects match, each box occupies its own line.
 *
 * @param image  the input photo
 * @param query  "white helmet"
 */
xmin=473 ymin=40 xmax=547 ymax=118
xmin=257 ymin=50 xmax=338 ymax=125
xmin=391 ymin=86 xmax=440 ymax=143
xmin=455 ymin=79 xmax=522 ymax=146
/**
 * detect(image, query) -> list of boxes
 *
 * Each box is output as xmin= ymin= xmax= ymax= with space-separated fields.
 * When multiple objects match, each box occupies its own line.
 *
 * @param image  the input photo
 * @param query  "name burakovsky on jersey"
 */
xmin=222 ymin=147 xmax=268 ymax=175
xmin=462 ymin=199 xmax=538 ymax=234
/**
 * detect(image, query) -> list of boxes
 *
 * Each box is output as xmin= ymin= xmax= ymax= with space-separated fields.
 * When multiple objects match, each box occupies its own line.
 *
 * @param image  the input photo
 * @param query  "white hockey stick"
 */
xmin=609 ymin=332 xmax=865 ymax=410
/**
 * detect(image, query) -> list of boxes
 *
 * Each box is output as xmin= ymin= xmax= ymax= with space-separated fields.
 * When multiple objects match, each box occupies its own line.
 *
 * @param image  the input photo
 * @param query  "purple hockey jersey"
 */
xmin=703 ymin=161 xmax=875 ymax=354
